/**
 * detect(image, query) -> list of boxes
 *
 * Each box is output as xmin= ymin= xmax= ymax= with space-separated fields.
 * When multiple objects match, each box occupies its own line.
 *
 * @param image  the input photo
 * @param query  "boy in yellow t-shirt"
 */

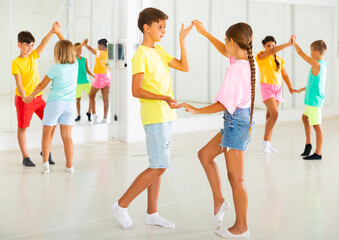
xmin=11 ymin=22 xmax=64 ymax=167
xmin=111 ymin=8 xmax=193 ymax=229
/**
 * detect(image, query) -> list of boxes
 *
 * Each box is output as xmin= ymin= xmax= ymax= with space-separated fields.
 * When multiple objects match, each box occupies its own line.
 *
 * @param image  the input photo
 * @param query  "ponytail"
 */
xmin=247 ymin=41 xmax=256 ymax=134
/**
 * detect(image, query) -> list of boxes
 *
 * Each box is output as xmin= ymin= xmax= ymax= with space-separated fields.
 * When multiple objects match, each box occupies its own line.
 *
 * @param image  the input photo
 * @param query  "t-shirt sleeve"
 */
xmin=280 ymin=57 xmax=285 ymax=69
xmin=131 ymin=48 xmax=147 ymax=75
xmin=31 ymin=50 xmax=40 ymax=59
xmin=162 ymin=47 xmax=174 ymax=63
xmin=215 ymin=69 xmax=244 ymax=114
xmin=11 ymin=60 xmax=20 ymax=75
xmin=46 ymin=65 xmax=57 ymax=80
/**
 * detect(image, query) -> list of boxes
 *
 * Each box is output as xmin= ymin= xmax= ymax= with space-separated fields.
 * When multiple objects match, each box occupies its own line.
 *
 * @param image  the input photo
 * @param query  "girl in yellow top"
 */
xmin=82 ymin=38 xmax=110 ymax=124
xmin=256 ymin=36 xmax=298 ymax=153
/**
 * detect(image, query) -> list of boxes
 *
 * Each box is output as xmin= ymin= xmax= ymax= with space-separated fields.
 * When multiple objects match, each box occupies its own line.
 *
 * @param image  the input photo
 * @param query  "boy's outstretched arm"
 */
xmin=257 ymin=35 xmax=294 ymax=60
xmin=82 ymin=39 xmax=96 ymax=55
xmin=35 ymin=30 xmax=54 ymax=56
xmin=192 ymin=20 xmax=228 ymax=57
xmin=168 ymin=23 xmax=194 ymax=72
xmin=293 ymin=40 xmax=320 ymax=75
xmin=132 ymin=73 xmax=181 ymax=109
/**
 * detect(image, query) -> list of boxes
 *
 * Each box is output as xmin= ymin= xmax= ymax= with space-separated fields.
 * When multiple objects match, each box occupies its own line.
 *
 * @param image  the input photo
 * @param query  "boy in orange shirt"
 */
xmin=12 ymin=22 xmax=64 ymax=167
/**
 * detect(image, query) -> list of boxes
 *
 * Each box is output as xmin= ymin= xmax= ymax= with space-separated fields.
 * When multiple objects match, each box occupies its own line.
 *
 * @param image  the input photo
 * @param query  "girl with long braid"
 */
xmin=182 ymin=21 xmax=255 ymax=238
xmin=256 ymin=36 xmax=298 ymax=153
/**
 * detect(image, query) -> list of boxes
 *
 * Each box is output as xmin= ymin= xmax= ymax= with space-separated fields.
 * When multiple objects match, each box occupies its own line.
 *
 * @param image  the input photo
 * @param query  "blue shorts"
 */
xmin=144 ymin=122 xmax=172 ymax=169
xmin=42 ymin=100 xmax=76 ymax=126
xmin=220 ymin=108 xmax=254 ymax=151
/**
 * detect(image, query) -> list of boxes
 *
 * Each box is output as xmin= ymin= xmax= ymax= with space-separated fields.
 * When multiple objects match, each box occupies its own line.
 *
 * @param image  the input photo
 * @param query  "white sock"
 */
xmin=215 ymin=200 xmax=231 ymax=229
xmin=110 ymin=202 xmax=133 ymax=229
xmin=261 ymin=140 xmax=272 ymax=154
xmin=41 ymin=162 xmax=50 ymax=174
xmin=215 ymin=229 xmax=250 ymax=238
xmin=146 ymin=212 xmax=175 ymax=229
xmin=64 ymin=166 xmax=74 ymax=173
xmin=268 ymin=142 xmax=278 ymax=153
xmin=93 ymin=114 xmax=99 ymax=123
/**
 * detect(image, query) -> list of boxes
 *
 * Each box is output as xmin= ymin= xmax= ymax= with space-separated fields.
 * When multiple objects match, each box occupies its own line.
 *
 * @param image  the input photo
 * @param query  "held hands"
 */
xmin=82 ymin=38 xmax=89 ymax=46
xmin=164 ymin=96 xmax=182 ymax=109
xmin=23 ymin=95 xmax=33 ymax=104
xmin=288 ymin=88 xmax=299 ymax=95
xmin=291 ymin=35 xmax=297 ymax=46
xmin=179 ymin=23 xmax=194 ymax=40
xmin=296 ymin=87 xmax=306 ymax=93
xmin=52 ymin=22 xmax=61 ymax=34
xmin=181 ymin=103 xmax=199 ymax=115
xmin=191 ymin=20 xmax=207 ymax=36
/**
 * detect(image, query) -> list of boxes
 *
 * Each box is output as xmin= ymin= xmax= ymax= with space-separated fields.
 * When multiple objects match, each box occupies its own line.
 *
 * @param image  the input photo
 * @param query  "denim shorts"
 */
xmin=220 ymin=108 xmax=254 ymax=151
xmin=144 ymin=121 xmax=172 ymax=169
xmin=42 ymin=100 xmax=76 ymax=126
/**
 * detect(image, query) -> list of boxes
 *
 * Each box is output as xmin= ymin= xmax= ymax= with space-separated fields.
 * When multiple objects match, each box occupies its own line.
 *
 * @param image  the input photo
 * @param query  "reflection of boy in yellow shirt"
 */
xmin=110 ymin=8 xmax=193 ymax=229
xmin=11 ymin=22 xmax=64 ymax=167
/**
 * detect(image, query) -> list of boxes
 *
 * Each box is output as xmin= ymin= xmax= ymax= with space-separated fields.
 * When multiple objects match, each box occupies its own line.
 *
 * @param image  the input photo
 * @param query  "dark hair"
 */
xmin=311 ymin=40 xmax=327 ymax=55
xmin=74 ymin=42 xmax=81 ymax=47
xmin=98 ymin=38 xmax=108 ymax=48
xmin=226 ymin=23 xmax=256 ymax=132
xmin=18 ymin=31 xmax=35 ymax=44
xmin=138 ymin=7 xmax=168 ymax=33
xmin=262 ymin=36 xmax=280 ymax=71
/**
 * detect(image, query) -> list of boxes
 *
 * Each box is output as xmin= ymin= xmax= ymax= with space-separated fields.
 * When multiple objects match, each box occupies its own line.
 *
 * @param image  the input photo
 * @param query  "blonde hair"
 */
xmin=54 ymin=40 xmax=76 ymax=64
xmin=226 ymin=23 xmax=256 ymax=133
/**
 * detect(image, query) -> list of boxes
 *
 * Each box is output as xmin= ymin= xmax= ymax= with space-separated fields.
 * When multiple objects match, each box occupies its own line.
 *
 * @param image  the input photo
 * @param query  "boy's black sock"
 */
xmin=23 ymin=157 xmax=35 ymax=167
xmin=75 ymin=116 xmax=81 ymax=121
xmin=86 ymin=112 xmax=91 ymax=121
xmin=40 ymin=151 xmax=55 ymax=165
xmin=303 ymin=153 xmax=322 ymax=160
xmin=301 ymin=144 xmax=312 ymax=156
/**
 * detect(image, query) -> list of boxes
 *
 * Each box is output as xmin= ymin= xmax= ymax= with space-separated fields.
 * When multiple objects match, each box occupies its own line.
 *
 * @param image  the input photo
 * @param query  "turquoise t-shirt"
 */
xmin=76 ymin=56 xmax=89 ymax=84
xmin=304 ymin=60 xmax=327 ymax=107
xmin=46 ymin=62 xmax=78 ymax=102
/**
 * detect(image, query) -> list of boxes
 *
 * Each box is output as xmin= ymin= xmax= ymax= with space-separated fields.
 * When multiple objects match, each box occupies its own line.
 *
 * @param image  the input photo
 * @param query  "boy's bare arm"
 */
xmin=182 ymin=102 xmax=225 ymax=115
xmin=35 ymin=30 xmax=54 ymax=56
xmin=85 ymin=59 xmax=95 ymax=78
xmin=132 ymin=73 xmax=180 ymax=109
xmin=293 ymin=42 xmax=320 ymax=74
xmin=82 ymin=39 xmax=96 ymax=55
xmin=192 ymin=20 xmax=228 ymax=57
xmin=14 ymin=74 xmax=26 ymax=98
xmin=168 ymin=23 xmax=193 ymax=72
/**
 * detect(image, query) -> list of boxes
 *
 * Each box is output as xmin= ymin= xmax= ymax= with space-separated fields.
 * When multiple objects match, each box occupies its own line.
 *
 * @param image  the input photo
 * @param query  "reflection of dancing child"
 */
xmin=183 ymin=21 xmax=255 ymax=238
xmin=111 ymin=8 xmax=193 ymax=230
xmin=292 ymin=38 xmax=327 ymax=160
xmin=25 ymin=40 xmax=78 ymax=174
xmin=12 ymin=22 xmax=63 ymax=167
xmin=256 ymin=36 xmax=298 ymax=153
xmin=82 ymin=38 xmax=110 ymax=123
xmin=74 ymin=42 xmax=95 ymax=122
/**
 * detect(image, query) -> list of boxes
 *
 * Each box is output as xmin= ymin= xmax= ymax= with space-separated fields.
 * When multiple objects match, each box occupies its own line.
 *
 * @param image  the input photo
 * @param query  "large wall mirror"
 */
xmin=0 ymin=0 xmax=114 ymax=132
xmin=148 ymin=0 xmax=335 ymax=117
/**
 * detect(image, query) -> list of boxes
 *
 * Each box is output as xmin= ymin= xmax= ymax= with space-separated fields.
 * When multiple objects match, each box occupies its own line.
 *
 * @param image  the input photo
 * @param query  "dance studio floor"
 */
xmin=1 ymin=117 xmax=339 ymax=240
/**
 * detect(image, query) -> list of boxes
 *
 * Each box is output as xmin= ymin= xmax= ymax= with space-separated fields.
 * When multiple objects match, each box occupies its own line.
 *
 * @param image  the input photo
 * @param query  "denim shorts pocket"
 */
xmin=237 ymin=121 xmax=250 ymax=140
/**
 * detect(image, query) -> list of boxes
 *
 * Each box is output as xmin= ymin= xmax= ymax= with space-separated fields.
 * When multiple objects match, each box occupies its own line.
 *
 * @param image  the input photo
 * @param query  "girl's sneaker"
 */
xmin=64 ymin=166 xmax=74 ymax=173
xmin=41 ymin=162 xmax=50 ymax=174
xmin=93 ymin=114 xmax=99 ymax=124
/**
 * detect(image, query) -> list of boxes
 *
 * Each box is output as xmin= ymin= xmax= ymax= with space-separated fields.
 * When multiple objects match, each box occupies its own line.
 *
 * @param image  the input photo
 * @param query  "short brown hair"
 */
xmin=18 ymin=31 xmax=35 ymax=44
xmin=137 ymin=7 xmax=168 ymax=33
xmin=311 ymin=40 xmax=327 ymax=55
xmin=74 ymin=42 xmax=81 ymax=47
xmin=54 ymin=40 xmax=76 ymax=64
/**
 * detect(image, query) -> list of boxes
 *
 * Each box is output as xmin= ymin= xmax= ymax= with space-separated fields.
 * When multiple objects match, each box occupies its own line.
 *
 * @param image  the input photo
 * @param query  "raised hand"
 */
xmin=181 ymin=103 xmax=199 ymax=115
xmin=191 ymin=20 xmax=207 ymax=36
xmin=291 ymin=35 xmax=297 ymax=45
xmin=179 ymin=23 xmax=194 ymax=40
xmin=82 ymin=38 xmax=89 ymax=46
xmin=52 ymin=21 xmax=61 ymax=34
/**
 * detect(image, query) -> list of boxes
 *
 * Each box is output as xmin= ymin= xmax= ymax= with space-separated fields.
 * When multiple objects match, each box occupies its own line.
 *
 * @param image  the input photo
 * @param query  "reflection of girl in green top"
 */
xmin=74 ymin=42 xmax=95 ymax=122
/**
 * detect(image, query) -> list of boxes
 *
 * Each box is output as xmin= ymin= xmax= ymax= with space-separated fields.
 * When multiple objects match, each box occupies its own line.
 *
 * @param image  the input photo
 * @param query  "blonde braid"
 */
xmin=247 ymin=41 xmax=256 ymax=134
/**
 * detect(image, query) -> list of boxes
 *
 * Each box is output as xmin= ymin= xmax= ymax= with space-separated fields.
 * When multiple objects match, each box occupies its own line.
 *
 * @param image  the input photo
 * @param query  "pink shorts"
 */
xmin=260 ymin=83 xmax=284 ymax=103
xmin=92 ymin=72 xmax=110 ymax=89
